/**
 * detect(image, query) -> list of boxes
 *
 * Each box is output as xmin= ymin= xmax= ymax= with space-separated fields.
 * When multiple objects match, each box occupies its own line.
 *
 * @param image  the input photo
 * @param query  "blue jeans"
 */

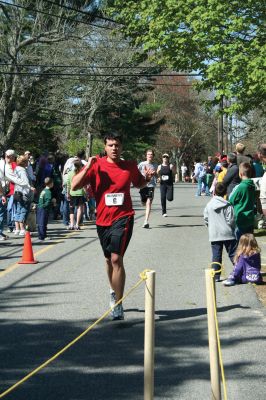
xmin=60 ymin=195 xmax=70 ymax=226
xmin=196 ymin=177 xmax=203 ymax=196
xmin=211 ymin=239 xmax=237 ymax=278
xmin=7 ymin=196 xmax=15 ymax=231
xmin=0 ymin=197 xmax=6 ymax=235
xmin=13 ymin=200 xmax=29 ymax=222
xmin=37 ymin=207 xmax=49 ymax=239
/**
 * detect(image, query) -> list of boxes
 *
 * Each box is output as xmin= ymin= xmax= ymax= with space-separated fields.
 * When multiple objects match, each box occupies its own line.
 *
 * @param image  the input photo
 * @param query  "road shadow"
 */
xmin=152 ymin=224 xmax=205 ymax=229
xmin=0 ymin=304 xmax=264 ymax=400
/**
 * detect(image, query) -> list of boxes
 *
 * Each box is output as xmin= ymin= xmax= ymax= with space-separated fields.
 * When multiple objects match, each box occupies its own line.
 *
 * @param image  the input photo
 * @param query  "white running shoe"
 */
xmin=163 ymin=213 xmax=168 ymax=217
xmin=142 ymin=222 xmax=149 ymax=229
xmin=111 ymin=304 xmax=124 ymax=320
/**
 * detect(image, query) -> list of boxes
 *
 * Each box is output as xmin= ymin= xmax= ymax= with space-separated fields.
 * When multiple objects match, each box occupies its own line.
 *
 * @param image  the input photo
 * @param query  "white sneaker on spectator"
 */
xmin=13 ymin=230 xmax=20 ymax=235
xmin=19 ymin=230 xmax=25 ymax=236
xmin=0 ymin=235 xmax=8 ymax=241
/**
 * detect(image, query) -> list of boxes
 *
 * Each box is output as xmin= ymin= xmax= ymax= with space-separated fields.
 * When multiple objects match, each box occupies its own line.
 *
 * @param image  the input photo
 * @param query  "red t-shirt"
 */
xmin=7 ymin=162 xmax=17 ymax=196
xmin=83 ymin=157 xmax=146 ymax=226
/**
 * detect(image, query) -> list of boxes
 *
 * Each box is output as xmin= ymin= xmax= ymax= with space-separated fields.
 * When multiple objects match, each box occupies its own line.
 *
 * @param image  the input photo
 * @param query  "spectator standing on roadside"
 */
xmin=37 ymin=177 xmax=54 ymax=241
xmin=223 ymin=153 xmax=241 ymax=197
xmin=229 ymin=162 xmax=255 ymax=241
xmin=257 ymin=144 xmax=266 ymax=216
xmin=253 ymin=153 xmax=264 ymax=178
xmin=24 ymin=150 xmax=36 ymax=184
xmin=217 ymin=159 xmax=228 ymax=183
xmin=204 ymin=182 xmax=237 ymax=282
xmin=5 ymin=150 xmax=17 ymax=233
xmin=138 ymin=149 xmax=158 ymax=228
xmin=0 ymin=180 xmax=8 ymax=241
xmin=71 ymin=132 xmax=155 ymax=320
xmin=181 ymin=163 xmax=188 ymax=182
xmin=67 ymin=157 xmax=85 ymax=230
xmin=13 ymin=156 xmax=34 ymax=237
xmin=194 ymin=158 xmax=206 ymax=196
xmin=235 ymin=143 xmax=252 ymax=166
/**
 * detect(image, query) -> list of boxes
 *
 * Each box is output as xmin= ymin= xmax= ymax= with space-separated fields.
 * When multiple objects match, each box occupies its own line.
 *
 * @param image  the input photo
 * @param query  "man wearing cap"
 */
xmin=0 ymin=150 xmax=32 ymax=239
xmin=0 ymin=150 xmax=32 ymax=187
xmin=138 ymin=149 xmax=158 ymax=228
xmin=157 ymin=153 xmax=176 ymax=216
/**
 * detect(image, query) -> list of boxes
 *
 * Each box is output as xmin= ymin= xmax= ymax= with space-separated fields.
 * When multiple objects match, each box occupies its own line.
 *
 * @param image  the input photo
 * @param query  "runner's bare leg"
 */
xmin=106 ymin=255 xmax=125 ymax=301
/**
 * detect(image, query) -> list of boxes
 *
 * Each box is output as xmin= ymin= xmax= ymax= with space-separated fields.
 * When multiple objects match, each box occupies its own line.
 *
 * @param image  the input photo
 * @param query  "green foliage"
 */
xmin=107 ymin=0 xmax=266 ymax=115
xmin=99 ymin=98 xmax=163 ymax=159
xmin=92 ymin=137 xmax=105 ymax=155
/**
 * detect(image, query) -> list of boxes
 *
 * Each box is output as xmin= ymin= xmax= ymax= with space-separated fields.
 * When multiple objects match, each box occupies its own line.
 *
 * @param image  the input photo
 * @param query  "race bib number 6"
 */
xmin=105 ymin=193 xmax=124 ymax=206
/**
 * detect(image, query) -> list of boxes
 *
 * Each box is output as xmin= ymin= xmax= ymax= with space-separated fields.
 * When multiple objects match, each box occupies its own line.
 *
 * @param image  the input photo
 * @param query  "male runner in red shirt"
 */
xmin=72 ymin=132 xmax=154 ymax=320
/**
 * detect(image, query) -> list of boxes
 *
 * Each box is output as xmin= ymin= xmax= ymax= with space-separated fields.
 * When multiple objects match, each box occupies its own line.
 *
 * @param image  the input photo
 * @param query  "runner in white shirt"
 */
xmin=138 ymin=149 xmax=158 ymax=228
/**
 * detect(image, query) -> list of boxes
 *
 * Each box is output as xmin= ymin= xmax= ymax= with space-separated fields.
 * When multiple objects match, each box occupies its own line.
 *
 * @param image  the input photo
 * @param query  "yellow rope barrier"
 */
xmin=0 ymin=269 xmax=151 ymax=399
xmin=208 ymin=263 xmax=228 ymax=400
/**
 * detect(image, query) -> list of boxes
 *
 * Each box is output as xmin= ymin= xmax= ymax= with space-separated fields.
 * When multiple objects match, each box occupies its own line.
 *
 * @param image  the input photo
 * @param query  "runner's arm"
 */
xmin=132 ymin=167 xmax=155 ymax=189
xmin=71 ymin=157 xmax=97 ymax=190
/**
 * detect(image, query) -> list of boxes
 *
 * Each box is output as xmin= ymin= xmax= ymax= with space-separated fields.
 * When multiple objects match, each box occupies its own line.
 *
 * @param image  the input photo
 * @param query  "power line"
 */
xmin=0 ymin=71 xmax=194 ymax=86
xmin=0 ymin=65 xmax=200 ymax=77
xmin=42 ymin=0 xmax=118 ymax=24
xmin=0 ymin=70 xmax=199 ymax=78
xmin=0 ymin=62 xmax=165 ymax=70
xmin=0 ymin=0 xmax=113 ymax=30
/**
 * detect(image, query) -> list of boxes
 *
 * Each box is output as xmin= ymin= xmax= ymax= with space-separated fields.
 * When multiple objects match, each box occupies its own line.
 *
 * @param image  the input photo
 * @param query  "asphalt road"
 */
xmin=0 ymin=183 xmax=265 ymax=400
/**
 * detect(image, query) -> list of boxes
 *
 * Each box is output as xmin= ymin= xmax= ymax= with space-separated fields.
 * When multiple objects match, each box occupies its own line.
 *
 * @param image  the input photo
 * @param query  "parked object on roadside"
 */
xmin=26 ymin=202 xmax=37 ymax=232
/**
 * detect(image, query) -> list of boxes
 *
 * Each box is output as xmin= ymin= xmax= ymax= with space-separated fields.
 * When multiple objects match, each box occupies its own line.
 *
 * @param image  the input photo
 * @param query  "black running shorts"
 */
xmin=97 ymin=216 xmax=134 ymax=258
xmin=139 ymin=187 xmax=155 ymax=204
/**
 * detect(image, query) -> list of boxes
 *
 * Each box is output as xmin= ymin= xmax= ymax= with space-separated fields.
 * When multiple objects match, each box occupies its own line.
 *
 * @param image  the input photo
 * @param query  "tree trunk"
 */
xmin=86 ymin=131 xmax=93 ymax=159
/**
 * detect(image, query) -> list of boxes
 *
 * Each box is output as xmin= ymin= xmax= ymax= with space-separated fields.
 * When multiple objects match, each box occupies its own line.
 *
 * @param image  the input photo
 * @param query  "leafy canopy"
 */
xmin=107 ymin=0 xmax=266 ymax=115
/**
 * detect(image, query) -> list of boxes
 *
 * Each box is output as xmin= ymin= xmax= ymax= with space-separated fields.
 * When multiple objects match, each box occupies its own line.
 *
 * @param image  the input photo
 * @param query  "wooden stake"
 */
xmin=144 ymin=270 xmax=156 ymax=400
xmin=205 ymin=270 xmax=221 ymax=400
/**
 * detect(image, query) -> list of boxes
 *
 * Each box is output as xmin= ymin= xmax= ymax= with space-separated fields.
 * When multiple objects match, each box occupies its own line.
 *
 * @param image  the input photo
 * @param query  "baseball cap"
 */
xmin=162 ymin=153 xmax=169 ymax=157
xmin=5 ymin=149 xmax=16 ymax=157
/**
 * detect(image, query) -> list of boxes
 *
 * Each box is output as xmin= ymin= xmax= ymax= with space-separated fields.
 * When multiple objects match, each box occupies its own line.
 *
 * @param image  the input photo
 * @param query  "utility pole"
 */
xmin=217 ymin=96 xmax=224 ymax=154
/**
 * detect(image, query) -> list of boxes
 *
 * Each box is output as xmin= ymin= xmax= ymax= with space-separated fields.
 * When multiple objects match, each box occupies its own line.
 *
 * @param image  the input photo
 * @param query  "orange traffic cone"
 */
xmin=18 ymin=231 xmax=38 ymax=264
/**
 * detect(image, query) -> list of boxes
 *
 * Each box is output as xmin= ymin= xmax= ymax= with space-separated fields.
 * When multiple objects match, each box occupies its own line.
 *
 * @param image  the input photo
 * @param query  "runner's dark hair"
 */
xmin=104 ymin=132 xmax=123 ymax=144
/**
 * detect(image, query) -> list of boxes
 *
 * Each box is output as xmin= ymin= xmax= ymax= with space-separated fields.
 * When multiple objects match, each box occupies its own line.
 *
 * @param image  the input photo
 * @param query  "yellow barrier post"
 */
xmin=144 ymin=270 xmax=156 ymax=400
xmin=205 ymin=269 xmax=221 ymax=400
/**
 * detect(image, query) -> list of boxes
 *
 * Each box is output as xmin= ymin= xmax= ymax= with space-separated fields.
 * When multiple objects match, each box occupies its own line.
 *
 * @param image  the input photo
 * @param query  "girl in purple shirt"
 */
xmin=224 ymin=233 xmax=263 ymax=286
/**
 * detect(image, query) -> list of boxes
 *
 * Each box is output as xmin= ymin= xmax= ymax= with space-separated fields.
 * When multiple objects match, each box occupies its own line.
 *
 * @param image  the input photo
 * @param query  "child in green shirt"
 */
xmin=37 ymin=177 xmax=54 ymax=240
xmin=229 ymin=162 xmax=255 ymax=241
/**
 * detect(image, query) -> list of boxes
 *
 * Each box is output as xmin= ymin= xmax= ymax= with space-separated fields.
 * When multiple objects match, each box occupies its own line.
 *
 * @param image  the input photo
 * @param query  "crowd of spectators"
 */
xmin=0 ymin=149 xmax=96 ymax=242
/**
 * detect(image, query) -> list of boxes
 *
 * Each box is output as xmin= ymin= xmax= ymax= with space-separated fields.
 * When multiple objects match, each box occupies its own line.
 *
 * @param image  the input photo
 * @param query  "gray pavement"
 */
xmin=0 ymin=183 xmax=265 ymax=400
